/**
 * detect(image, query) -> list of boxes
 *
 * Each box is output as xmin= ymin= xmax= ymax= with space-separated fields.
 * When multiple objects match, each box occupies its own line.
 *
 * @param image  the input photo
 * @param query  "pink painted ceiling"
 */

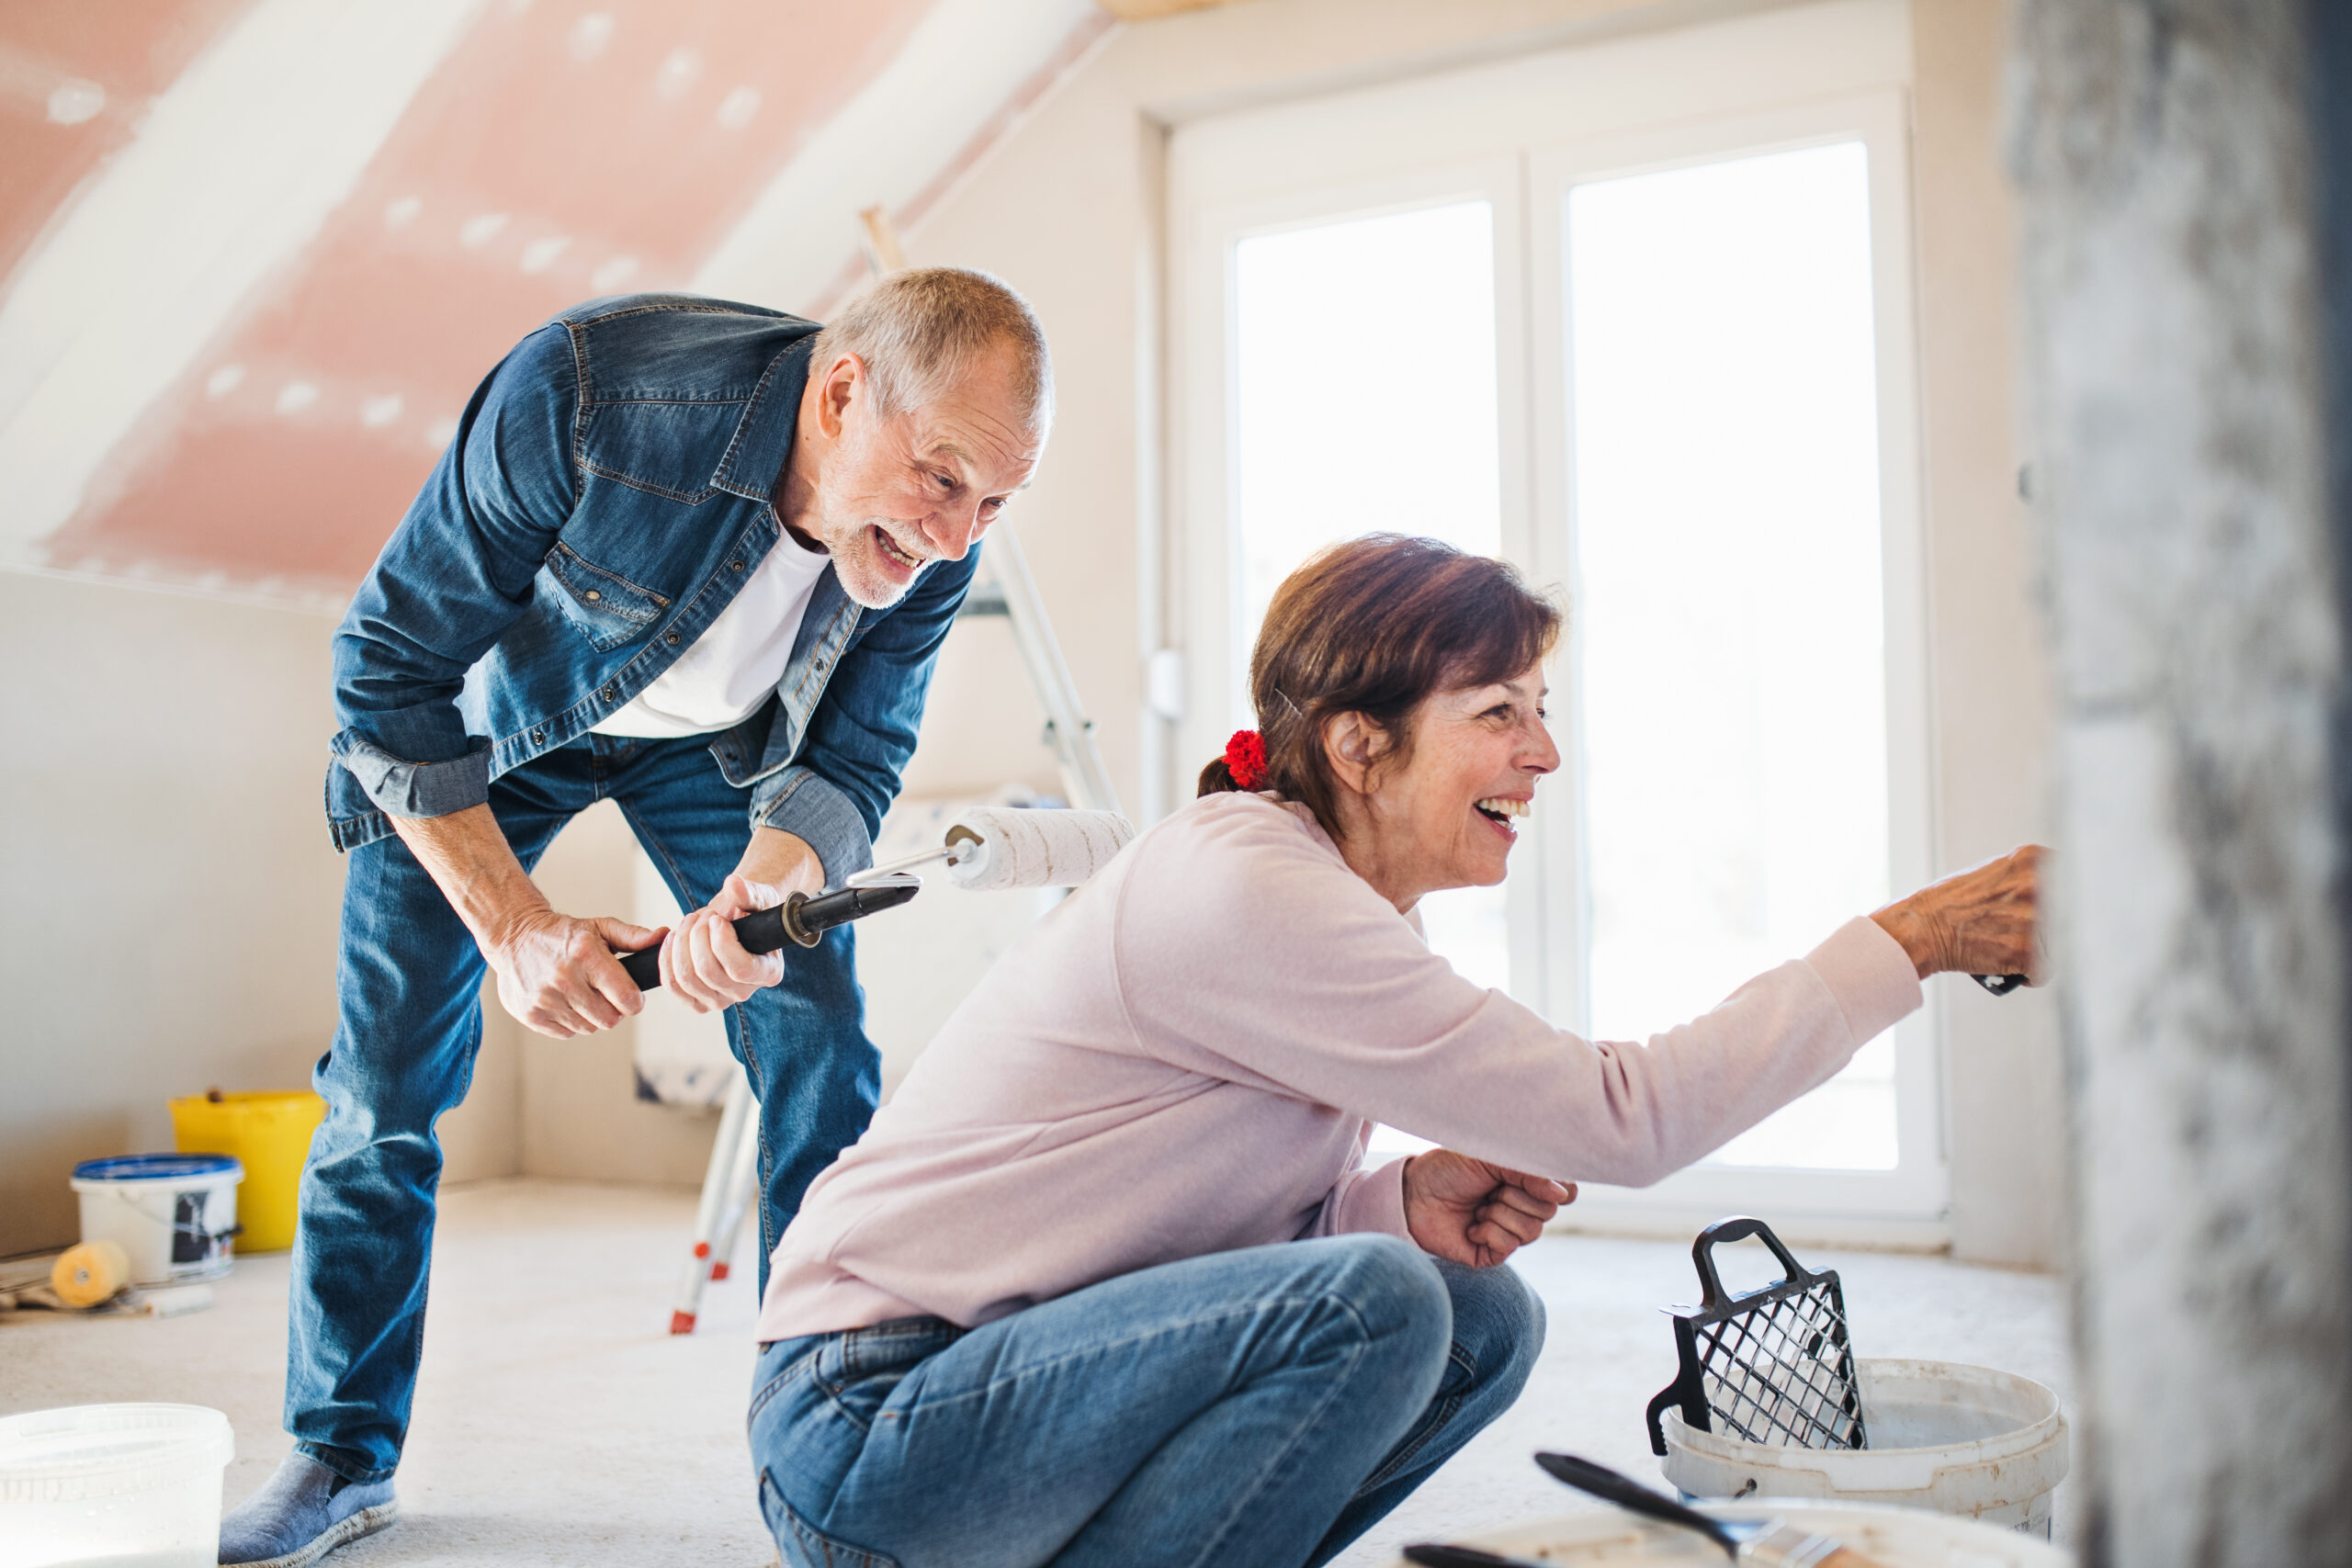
xmin=12 ymin=0 xmax=944 ymax=595
xmin=0 ymin=0 xmax=260 ymax=288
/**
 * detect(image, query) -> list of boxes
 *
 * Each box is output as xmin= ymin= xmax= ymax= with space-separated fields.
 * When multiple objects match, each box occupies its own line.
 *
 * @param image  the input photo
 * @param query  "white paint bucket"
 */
xmin=1660 ymin=1358 xmax=2069 ymax=1537
xmin=0 ymin=1404 xmax=234 ymax=1568
xmin=1388 ymin=1498 xmax=2072 ymax=1566
xmin=70 ymin=1154 xmax=243 ymax=1286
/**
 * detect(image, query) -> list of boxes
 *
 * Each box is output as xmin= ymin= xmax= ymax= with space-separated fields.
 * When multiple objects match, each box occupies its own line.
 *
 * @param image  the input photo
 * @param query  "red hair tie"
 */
xmin=1224 ymin=729 xmax=1269 ymax=790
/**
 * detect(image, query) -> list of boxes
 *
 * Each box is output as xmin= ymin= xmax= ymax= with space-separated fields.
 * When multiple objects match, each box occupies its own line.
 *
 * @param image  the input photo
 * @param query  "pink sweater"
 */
xmin=756 ymin=792 xmax=1921 ymax=1342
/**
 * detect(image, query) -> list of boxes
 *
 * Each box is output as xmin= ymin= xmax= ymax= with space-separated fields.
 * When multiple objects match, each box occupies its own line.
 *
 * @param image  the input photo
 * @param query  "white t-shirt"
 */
xmin=591 ymin=533 xmax=831 ymax=739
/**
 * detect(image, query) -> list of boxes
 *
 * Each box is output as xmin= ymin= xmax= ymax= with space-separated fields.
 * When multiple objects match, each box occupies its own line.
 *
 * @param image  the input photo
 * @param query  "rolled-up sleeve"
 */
xmin=330 ymin=325 xmax=581 ymax=822
xmin=751 ymin=547 xmax=978 ymax=884
xmin=752 ymin=767 xmax=874 ymax=887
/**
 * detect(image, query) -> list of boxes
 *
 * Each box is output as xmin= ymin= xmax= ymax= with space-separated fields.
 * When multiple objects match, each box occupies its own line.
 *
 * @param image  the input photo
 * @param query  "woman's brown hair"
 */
xmin=1198 ymin=534 xmax=1563 ymax=835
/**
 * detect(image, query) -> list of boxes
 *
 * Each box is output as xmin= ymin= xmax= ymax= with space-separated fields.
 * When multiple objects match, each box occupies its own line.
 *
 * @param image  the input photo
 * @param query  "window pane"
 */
xmin=1566 ymin=141 xmax=1895 ymax=1169
xmin=1232 ymin=200 xmax=1510 ymax=994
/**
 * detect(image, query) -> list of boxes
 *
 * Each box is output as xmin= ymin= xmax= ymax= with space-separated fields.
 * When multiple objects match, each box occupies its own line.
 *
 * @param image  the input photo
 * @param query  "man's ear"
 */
xmin=815 ymin=354 xmax=865 ymax=440
xmin=1321 ymin=712 xmax=1389 ymax=797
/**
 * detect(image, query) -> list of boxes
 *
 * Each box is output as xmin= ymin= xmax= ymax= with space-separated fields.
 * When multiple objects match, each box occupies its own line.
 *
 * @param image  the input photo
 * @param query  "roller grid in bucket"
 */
xmin=1645 ymin=1217 xmax=1866 ymax=1455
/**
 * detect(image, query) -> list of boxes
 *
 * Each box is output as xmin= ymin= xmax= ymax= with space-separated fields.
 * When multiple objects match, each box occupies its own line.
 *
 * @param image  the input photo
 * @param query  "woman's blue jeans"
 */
xmin=747 ymin=1235 xmax=1544 ymax=1568
xmin=286 ymin=733 xmax=882 ymax=1483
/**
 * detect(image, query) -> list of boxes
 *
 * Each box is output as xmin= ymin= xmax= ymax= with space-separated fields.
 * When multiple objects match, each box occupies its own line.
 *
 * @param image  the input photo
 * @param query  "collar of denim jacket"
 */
xmin=714 ymin=332 xmax=820 ymax=507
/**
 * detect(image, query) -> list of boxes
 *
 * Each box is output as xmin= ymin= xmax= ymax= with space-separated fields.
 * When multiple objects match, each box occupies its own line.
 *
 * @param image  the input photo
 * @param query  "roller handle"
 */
xmin=617 ymin=883 xmax=919 ymax=991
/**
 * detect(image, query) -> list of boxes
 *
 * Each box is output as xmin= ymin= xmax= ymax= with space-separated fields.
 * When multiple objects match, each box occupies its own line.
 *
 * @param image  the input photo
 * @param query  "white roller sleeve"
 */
xmin=944 ymin=807 xmax=1136 ymax=890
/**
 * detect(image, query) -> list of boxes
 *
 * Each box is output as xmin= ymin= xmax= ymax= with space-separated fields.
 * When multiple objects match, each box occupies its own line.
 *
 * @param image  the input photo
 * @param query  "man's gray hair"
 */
xmin=810 ymin=266 xmax=1054 ymax=434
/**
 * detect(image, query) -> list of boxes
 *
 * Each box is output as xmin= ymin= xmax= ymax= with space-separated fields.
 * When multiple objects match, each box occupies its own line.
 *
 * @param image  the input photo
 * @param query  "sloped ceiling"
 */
xmin=0 ymin=0 xmax=1110 ymax=607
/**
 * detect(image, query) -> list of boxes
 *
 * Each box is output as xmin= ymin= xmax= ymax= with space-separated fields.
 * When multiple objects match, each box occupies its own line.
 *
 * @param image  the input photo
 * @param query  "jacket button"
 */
xmin=583 ymin=589 xmax=601 ymax=602
xmin=603 ymin=684 xmax=618 ymax=700
xmin=531 ymin=730 xmax=545 ymax=744
xmin=730 ymin=558 xmax=745 ymax=572
xmin=665 ymin=631 xmax=680 ymax=645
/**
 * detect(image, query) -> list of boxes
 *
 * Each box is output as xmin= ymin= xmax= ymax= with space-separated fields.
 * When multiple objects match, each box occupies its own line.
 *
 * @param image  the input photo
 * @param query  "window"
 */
xmin=1228 ymin=198 xmax=1510 ymax=995
xmin=1566 ymin=143 xmax=1894 ymax=1169
xmin=1170 ymin=1 xmax=1941 ymax=1235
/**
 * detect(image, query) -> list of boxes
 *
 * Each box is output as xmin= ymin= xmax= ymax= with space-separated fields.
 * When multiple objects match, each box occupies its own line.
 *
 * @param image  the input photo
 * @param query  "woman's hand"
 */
xmin=1401 ymin=1150 xmax=1574 ymax=1269
xmin=1871 ymin=844 xmax=2048 ymax=982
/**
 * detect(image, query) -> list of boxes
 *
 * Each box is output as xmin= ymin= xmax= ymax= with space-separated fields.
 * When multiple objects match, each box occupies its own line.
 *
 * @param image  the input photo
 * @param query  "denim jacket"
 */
xmin=326 ymin=294 xmax=977 ymax=885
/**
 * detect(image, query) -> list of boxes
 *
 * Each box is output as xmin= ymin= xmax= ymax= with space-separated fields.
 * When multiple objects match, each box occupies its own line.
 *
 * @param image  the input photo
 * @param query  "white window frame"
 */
xmin=1170 ymin=157 xmax=1550 ymax=1010
xmin=1529 ymin=92 xmax=1945 ymax=1237
xmin=1163 ymin=0 xmax=1944 ymax=1238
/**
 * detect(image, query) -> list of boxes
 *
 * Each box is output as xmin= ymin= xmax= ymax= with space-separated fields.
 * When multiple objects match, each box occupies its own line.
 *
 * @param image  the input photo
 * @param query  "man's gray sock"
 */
xmin=218 ymin=1450 xmax=397 ymax=1568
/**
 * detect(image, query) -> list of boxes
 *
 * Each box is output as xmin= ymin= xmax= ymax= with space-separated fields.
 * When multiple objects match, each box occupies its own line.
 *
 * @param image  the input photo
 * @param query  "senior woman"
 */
xmin=746 ymin=534 xmax=2041 ymax=1568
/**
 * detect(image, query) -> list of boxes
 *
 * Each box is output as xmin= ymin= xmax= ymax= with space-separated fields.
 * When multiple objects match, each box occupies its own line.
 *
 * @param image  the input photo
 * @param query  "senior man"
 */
xmin=220 ymin=270 xmax=1049 ymax=1567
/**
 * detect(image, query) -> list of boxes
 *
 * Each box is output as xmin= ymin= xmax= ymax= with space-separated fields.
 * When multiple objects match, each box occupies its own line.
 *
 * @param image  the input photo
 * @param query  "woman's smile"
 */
xmin=1473 ymin=794 xmax=1531 ymax=840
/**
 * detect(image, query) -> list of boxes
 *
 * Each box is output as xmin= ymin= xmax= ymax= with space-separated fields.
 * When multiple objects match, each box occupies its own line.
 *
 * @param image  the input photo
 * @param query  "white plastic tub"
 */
xmin=1661 ymin=1358 xmax=2069 ymax=1536
xmin=0 ymin=1404 xmax=234 ymax=1568
xmin=70 ymin=1156 xmax=243 ymax=1287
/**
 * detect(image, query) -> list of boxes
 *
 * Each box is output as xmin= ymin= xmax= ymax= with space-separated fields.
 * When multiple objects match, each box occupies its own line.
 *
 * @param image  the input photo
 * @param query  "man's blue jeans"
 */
xmin=288 ymin=733 xmax=881 ymax=1483
xmin=746 ymin=1235 xmax=1544 ymax=1568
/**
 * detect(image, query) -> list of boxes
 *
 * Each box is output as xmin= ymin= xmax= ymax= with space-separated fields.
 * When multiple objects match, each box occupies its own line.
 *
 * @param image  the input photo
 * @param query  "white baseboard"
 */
xmin=1546 ymin=1204 xmax=1951 ymax=1255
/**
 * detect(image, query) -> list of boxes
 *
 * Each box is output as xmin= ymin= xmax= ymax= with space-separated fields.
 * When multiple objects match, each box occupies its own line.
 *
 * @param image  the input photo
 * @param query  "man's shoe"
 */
xmin=218 ymin=1451 xmax=398 ymax=1567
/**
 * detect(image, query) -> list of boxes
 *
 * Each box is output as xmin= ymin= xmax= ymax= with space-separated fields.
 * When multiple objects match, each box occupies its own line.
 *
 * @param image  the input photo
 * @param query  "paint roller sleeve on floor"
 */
xmin=944 ymin=807 xmax=1136 ymax=891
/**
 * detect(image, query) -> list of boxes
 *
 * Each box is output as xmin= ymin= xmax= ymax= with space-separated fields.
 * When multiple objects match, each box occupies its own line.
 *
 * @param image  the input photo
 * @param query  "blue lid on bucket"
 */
xmin=71 ymin=1154 xmax=241 ymax=1183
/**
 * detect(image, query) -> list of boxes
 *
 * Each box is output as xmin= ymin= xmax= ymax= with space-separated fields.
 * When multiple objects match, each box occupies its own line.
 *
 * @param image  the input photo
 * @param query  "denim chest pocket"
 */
xmin=540 ymin=542 xmax=669 ymax=651
xmin=578 ymin=398 xmax=741 ymax=502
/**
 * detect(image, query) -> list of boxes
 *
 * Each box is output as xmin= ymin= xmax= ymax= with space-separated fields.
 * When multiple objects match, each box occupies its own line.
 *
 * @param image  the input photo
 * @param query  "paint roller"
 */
xmin=617 ymin=807 xmax=1136 ymax=991
xmin=851 ymin=806 xmax=1137 ymax=892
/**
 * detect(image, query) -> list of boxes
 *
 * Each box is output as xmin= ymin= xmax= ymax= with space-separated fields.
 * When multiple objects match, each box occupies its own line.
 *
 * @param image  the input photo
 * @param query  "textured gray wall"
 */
xmin=2012 ymin=2 xmax=2352 ymax=1561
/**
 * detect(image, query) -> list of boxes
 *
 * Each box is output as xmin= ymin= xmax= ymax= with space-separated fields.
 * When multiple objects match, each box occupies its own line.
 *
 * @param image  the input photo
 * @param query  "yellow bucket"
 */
xmin=168 ymin=1090 xmax=325 ymax=1253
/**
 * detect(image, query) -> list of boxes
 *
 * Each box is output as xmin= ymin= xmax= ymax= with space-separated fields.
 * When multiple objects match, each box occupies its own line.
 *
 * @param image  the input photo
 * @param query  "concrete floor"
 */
xmin=0 ymin=1179 xmax=2075 ymax=1565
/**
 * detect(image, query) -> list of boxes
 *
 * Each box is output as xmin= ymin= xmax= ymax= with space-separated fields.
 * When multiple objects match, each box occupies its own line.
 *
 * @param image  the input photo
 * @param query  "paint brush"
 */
xmin=1530 ymin=1452 xmax=1888 ymax=1567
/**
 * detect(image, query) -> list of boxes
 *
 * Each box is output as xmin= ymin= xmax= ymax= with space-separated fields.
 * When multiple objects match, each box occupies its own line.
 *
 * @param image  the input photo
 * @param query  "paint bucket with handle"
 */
xmin=69 ymin=1155 xmax=243 ymax=1286
xmin=1644 ymin=1217 xmax=2068 ymax=1536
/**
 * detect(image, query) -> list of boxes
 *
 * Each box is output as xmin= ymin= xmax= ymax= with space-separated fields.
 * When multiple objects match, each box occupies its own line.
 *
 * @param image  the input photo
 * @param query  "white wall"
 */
xmin=897 ymin=0 xmax=2064 ymax=1264
xmin=0 ymin=574 xmax=720 ymax=1258
xmin=0 ymin=575 xmax=349 ymax=1256
xmin=1908 ymin=0 xmax=2065 ymax=1268
xmin=0 ymin=577 xmax=1050 ymax=1258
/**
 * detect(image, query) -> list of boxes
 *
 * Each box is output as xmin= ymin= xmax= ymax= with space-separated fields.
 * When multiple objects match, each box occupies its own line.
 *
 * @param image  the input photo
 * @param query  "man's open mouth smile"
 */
xmin=874 ymin=526 xmax=925 ymax=572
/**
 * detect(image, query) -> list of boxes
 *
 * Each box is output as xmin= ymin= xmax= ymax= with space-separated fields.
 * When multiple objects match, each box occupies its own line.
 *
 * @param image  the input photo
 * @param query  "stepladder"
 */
xmin=665 ymin=208 xmax=1121 ymax=1335
xmin=668 ymin=1070 xmax=761 ymax=1335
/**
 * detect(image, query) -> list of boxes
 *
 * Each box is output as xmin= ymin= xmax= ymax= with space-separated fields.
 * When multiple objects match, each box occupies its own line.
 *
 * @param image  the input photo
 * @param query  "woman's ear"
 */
xmin=1321 ymin=712 xmax=1389 ymax=797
